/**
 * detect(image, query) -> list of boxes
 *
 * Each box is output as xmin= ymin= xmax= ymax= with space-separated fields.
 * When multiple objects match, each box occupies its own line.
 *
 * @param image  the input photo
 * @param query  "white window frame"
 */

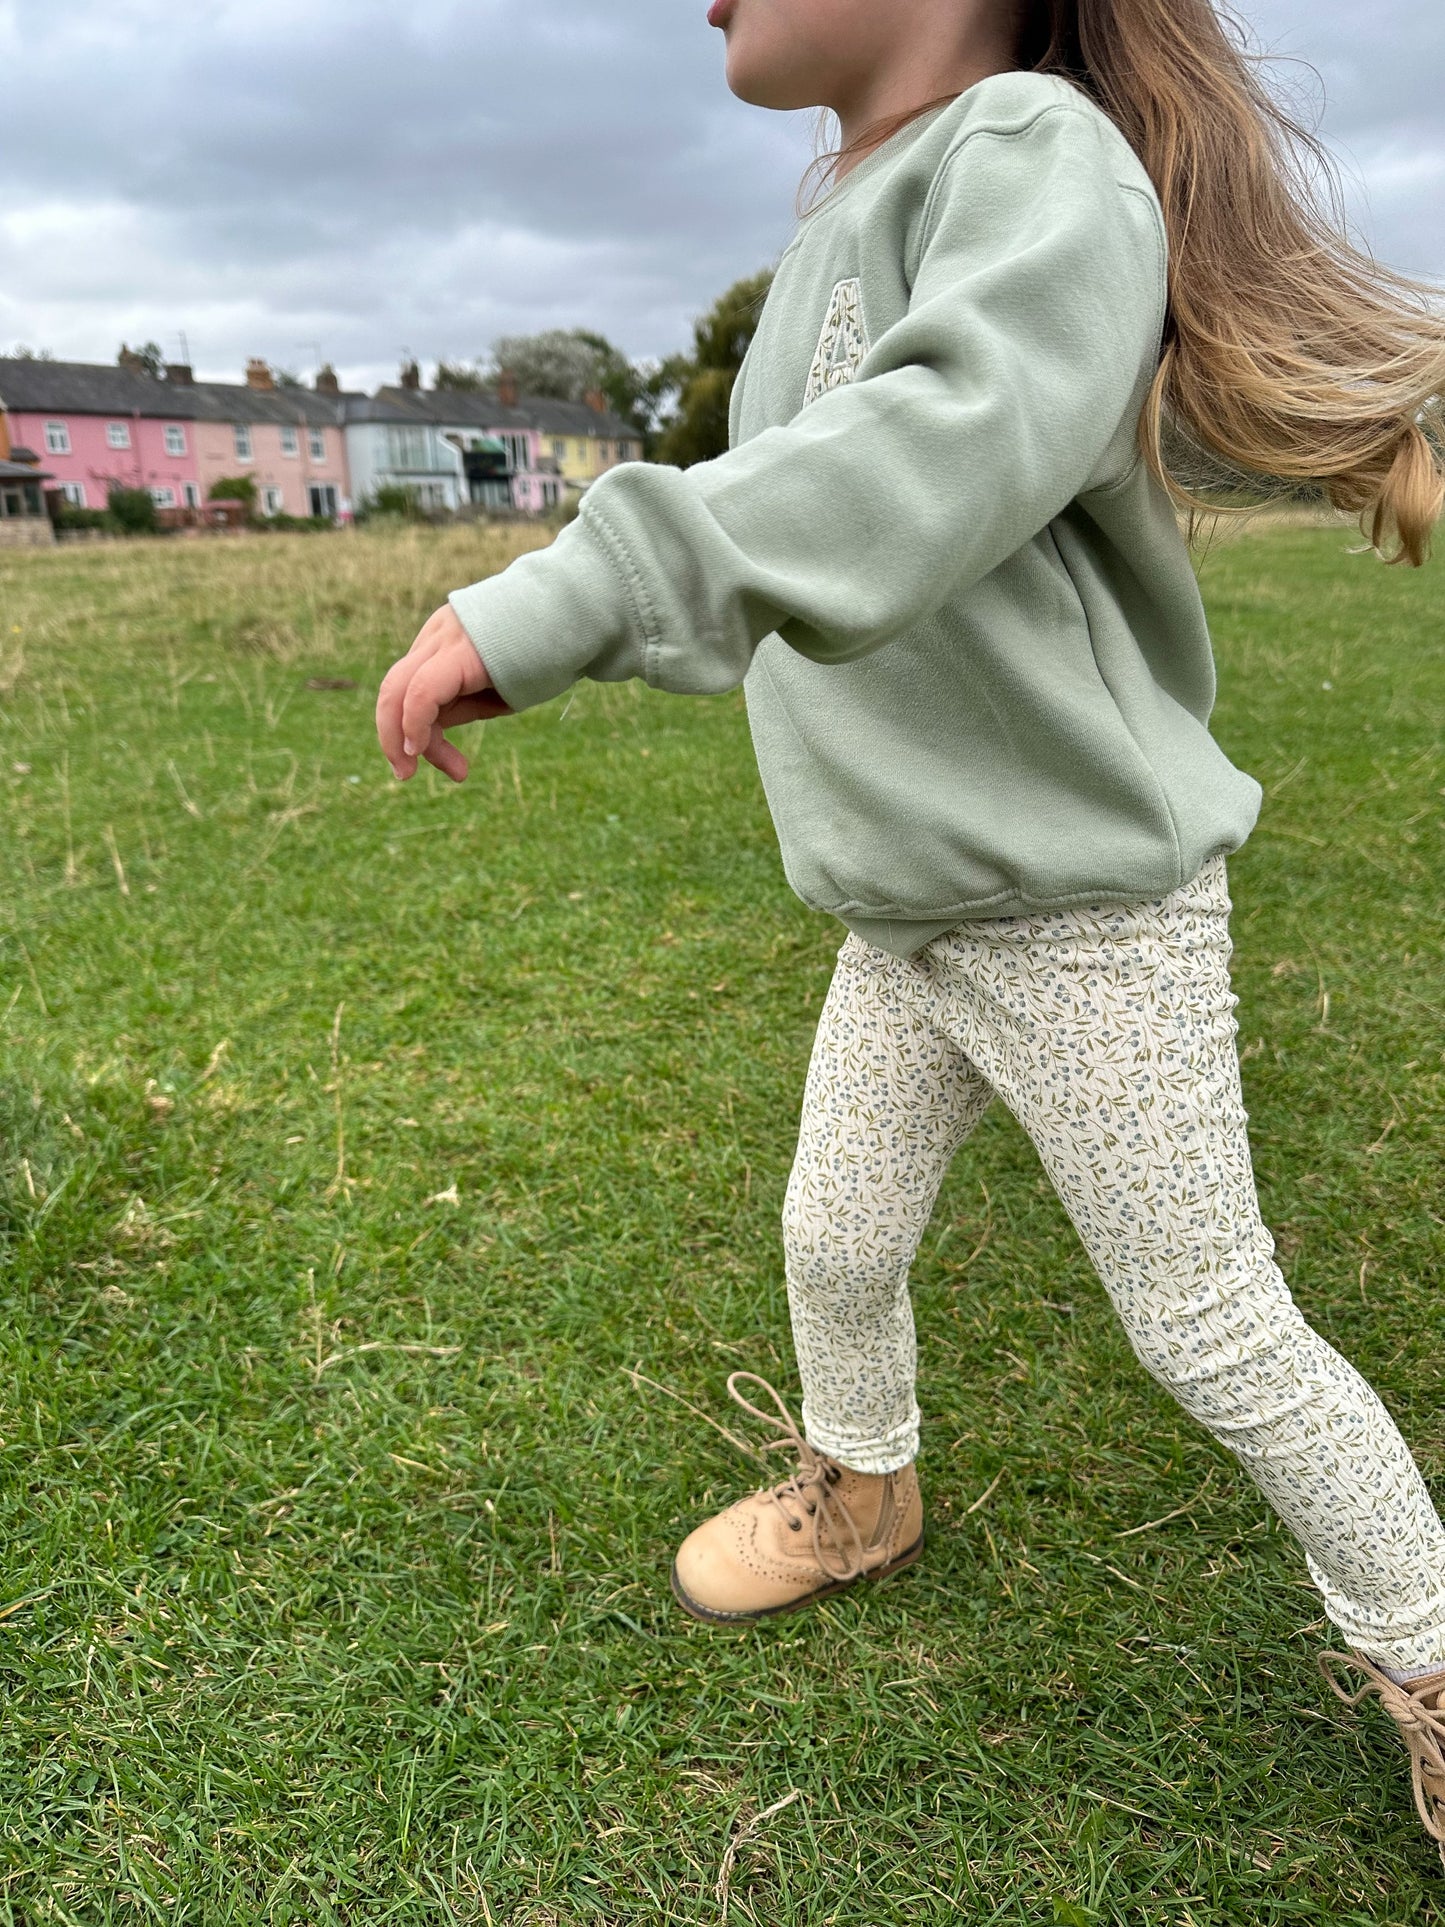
xmin=107 ymin=421 xmax=132 ymax=449
xmin=279 ymin=424 xmax=299 ymax=458
xmin=45 ymin=420 xmax=71 ymax=455
xmin=498 ymin=432 xmax=528 ymax=472
xmin=182 ymin=482 xmax=200 ymax=509
xmin=233 ymin=423 xmax=253 ymax=462
xmin=59 ymin=481 xmax=86 ymax=507
xmin=164 ymin=424 xmax=187 ymax=457
xmin=262 ymin=486 xmax=285 ymax=516
xmin=551 ymin=438 xmax=565 ymax=461
xmin=308 ymin=483 xmax=339 ymax=519
xmin=385 ymin=425 xmax=430 ymax=470
xmin=308 ymin=428 xmax=326 ymax=462
xmin=150 ymin=486 xmax=176 ymax=508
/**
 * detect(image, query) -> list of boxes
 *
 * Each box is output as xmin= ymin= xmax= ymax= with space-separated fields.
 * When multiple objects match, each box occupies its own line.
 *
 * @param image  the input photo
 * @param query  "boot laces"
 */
xmin=726 ymin=1372 xmax=868 ymax=1584
xmin=1320 ymin=1649 xmax=1445 ymax=1844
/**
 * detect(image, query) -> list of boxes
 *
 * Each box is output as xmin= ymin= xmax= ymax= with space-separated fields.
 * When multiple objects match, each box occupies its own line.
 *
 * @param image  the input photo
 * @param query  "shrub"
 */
xmin=359 ymin=483 xmax=424 ymax=521
xmin=208 ymin=475 xmax=257 ymax=512
xmin=252 ymin=513 xmax=334 ymax=535
xmin=105 ymin=487 xmax=158 ymax=535
xmin=54 ymin=505 xmax=116 ymax=534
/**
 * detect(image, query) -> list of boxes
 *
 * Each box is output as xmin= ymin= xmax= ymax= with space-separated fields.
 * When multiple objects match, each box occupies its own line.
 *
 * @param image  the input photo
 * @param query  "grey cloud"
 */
xmin=0 ymin=0 xmax=1439 ymax=391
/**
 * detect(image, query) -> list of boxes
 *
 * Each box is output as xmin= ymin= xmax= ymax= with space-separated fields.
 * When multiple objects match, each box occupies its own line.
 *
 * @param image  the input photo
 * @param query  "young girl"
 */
xmin=377 ymin=0 xmax=1445 ymax=1864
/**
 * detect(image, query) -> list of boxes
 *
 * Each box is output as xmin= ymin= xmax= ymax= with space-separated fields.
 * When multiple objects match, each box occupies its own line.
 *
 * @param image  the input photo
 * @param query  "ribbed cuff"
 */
xmin=447 ymin=507 xmax=647 ymax=714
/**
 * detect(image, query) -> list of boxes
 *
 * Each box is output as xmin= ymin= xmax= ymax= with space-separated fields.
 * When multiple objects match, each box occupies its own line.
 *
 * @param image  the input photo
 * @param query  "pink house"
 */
xmin=0 ymin=355 xmax=203 ymax=511
xmin=187 ymin=359 xmax=349 ymax=519
xmin=0 ymin=352 xmax=351 ymax=521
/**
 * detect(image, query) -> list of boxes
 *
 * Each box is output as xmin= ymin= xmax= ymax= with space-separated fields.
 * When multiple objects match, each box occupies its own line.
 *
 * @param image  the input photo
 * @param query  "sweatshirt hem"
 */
xmin=834 ymin=852 xmax=1241 ymax=957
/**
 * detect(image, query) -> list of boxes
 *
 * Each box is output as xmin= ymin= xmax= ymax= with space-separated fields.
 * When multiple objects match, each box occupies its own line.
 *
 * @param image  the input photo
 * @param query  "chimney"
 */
xmin=314 ymin=363 xmax=340 ymax=395
xmin=496 ymin=367 xmax=518 ymax=408
xmin=165 ymin=362 xmax=194 ymax=385
xmin=245 ymin=357 xmax=276 ymax=391
xmin=399 ymin=359 xmax=421 ymax=392
xmin=117 ymin=344 xmax=145 ymax=373
xmin=583 ymin=387 xmax=607 ymax=415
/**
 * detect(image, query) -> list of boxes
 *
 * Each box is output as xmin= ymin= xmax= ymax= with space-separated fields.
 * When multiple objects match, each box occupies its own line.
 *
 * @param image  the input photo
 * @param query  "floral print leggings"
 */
xmin=783 ymin=855 xmax=1445 ymax=1672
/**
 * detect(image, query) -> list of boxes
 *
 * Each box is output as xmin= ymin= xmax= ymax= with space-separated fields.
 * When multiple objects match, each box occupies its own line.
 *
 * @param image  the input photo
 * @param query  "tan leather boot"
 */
xmin=670 ymin=1373 xmax=924 ymax=1625
xmin=1320 ymin=1650 xmax=1445 ymax=1868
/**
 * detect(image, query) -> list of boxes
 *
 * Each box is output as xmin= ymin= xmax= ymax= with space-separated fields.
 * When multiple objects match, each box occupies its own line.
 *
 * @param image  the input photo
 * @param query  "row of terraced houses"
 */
xmin=0 ymin=347 xmax=644 ymax=541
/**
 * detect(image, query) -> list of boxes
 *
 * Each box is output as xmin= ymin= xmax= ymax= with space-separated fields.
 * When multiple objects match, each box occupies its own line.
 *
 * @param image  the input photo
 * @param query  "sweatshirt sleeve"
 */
xmin=448 ymin=102 xmax=1166 ymax=714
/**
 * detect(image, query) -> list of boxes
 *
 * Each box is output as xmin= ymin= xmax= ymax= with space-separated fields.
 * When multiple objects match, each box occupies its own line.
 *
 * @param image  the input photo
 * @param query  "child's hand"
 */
xmin=376 ymin=603 xmax=512 ymax=783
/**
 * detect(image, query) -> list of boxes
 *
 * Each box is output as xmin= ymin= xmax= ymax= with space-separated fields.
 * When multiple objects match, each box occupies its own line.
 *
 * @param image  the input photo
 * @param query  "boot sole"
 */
xmin=669 ymin=1528 xmax=926 ymax=1626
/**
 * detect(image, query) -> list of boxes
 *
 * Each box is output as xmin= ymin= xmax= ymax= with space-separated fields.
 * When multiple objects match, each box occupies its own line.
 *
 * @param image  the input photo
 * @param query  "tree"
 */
xmin=475 ymin=330 xmax=667 ymax=449
xmin=433 ymin=360 xmax=488 ymax=393
xmin=119 ymin=341 xmax=165 ymax=378
xmin=571 ymin=331 xmax=674 ymax=449
xmin=653 ymin=270 xmax=774 ymax=468
xmin=7 ymin=344 xmax=55 ymax=361
xmin=485 ymin=330 xmax=606 ymax=403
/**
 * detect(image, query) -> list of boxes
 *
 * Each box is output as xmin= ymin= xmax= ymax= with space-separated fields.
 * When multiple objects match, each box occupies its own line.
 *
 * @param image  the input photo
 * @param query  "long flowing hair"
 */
xmin=808 ymin=1 xmax=1445 ymax=565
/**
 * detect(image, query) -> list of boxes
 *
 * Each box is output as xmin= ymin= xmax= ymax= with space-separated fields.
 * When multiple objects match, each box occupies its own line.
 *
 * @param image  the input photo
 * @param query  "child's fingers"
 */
xmin=436 ymin=691 xmax=513 ymax=728
xmin=375 ymin=620 xmax=451 ymax=775
xmin=376 ymin=648 xmax=430 ymax=774
xmin=420 ymin=726 xmax=469 ymax=784
xmin=375 ymin=671 xmax=412 ymax=775
xmin=399 ymin=651 xmax=471 ymax=761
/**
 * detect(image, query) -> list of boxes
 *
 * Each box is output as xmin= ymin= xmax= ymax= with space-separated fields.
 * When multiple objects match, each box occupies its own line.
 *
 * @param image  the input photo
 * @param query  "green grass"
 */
xmin=0 ymin=519 xmax=1441 ymax=1924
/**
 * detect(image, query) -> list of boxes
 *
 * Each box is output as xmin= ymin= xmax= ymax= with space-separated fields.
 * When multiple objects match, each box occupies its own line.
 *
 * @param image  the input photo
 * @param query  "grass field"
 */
xmin=1 ymin=519 xmax=1442 ymax=1924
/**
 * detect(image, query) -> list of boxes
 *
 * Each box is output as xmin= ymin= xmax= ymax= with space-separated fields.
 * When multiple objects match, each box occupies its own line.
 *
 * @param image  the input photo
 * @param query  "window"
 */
xmin=575 ymin=440 xmax=588 ymax=461
xmin=497 ymin=432 xmax=528 ymax=473
xmin=384 ymin=425 xmax=430 ymax=470
xmin=280 ymin=425 xmax=298 ymax=457
xmin=59 ymin=481 xmax=86 ymax=507
xmin=107 ymin=421 xmax=132 ymax=449
xmin=598 ymin=441 xmax=611 ymax=464
xmin=551 ymin=438 xmax=566 ymax=462
xmin=234 ymin=423 xmax=253 ymax=461
xmin=150 ymin=487 xmax=176 ymax=508
xmin=308 ymin=483 xmax=339 ymax=519
xmin=164 ymin=424 xmax=187 ymax=457
xmin=45 ymin=421 xmax=71 ymax=455
xmin=262 ymin=487 xmax=285 ymax=516
xmin=182 ymin=482 xmax=200 ymax=509
xmin=308 ymin=429 xmax=326 ymax=462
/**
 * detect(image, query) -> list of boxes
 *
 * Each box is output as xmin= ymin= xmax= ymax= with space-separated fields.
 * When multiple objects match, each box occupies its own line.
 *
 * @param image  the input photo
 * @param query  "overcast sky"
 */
xmin=0 ymin=0 xmax=1440 ymax=394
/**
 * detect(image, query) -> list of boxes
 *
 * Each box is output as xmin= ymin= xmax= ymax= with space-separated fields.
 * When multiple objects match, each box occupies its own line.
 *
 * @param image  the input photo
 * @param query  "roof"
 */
xmin=184 ymin=381 xmax=344 ymax=427
xmin=0 ymin=358 xmax=345 ymax=425
xmin=0 ymin=457 xmax=53 ymax=482
xmin=0 ymin=357 xmax=197 ymax=419
xmin=340 ymin=391 xmax=439 ymax=426
xmin=0 ymin=358 xmax=642 ymax=441
xmin=373 ymin=385 xmax=640 ymax=441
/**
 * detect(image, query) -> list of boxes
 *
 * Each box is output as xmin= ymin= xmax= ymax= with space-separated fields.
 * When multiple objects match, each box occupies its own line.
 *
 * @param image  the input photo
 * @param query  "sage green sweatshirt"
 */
xmin=449 ymin=69 xmax=1262 ymax=956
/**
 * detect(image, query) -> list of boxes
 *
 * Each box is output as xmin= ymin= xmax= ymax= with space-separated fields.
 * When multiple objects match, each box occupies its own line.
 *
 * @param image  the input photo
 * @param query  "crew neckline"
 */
xmin=800 ymin=100 xmax=955 ymax=222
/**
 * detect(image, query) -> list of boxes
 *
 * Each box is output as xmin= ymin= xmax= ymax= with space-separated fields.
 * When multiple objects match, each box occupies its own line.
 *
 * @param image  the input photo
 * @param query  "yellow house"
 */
xmin=493 ymin=373 xmax=643 ymax=491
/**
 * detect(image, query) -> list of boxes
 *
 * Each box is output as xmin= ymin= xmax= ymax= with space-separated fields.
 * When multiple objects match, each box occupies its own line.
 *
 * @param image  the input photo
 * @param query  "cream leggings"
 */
xmin=783 ymin=855 xmax=1445 ymax=1673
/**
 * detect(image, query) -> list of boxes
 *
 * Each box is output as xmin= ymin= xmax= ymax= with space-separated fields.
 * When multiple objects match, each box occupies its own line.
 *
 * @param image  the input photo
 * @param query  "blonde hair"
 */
xmin=814 ymin=0 xmax=1445 ymax=565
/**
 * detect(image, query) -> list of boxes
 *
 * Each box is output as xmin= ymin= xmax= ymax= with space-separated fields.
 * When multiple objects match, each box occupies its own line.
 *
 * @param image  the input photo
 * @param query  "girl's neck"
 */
xmin=831 ymin=52 xmax=1021 ymax=179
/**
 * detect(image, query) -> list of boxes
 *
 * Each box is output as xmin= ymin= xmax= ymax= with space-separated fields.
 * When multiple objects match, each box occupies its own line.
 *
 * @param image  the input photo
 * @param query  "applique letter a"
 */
xmin=804 ymin=278 xmax=869 ymax=406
